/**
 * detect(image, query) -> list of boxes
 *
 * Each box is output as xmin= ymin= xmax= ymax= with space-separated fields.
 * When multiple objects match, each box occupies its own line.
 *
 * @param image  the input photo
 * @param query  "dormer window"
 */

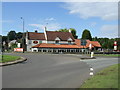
xmin=55 ymin=40 xmax=59 ymax=44
xmin=55 ymin=37 xmax=60 ymax=44
xmin=68 ymin=37 xmax=72 ymax=44
xmin=68 ymin=41 xmax=71 ymax=44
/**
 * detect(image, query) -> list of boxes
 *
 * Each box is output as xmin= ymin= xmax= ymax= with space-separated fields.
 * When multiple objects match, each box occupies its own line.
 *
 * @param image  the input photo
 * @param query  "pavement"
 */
xmin=2 ymin=53 xmax=118 ymax=88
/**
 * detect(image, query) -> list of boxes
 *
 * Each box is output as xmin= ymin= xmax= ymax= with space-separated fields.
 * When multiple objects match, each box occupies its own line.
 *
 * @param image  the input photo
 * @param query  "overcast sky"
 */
xmin=1 ymin=2 xmax=118 ymax=38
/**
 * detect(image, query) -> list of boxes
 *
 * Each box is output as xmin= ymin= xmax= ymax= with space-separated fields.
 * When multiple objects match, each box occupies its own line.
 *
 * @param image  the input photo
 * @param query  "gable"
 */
xmin=68 ymin=37 xmax=73 ymax=41
xmin=55 ymin=37 xmax=60 ymax=41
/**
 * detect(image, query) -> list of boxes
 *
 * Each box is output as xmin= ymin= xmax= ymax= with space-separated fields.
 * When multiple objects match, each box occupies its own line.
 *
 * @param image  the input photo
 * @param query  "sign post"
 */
xmin=91 ymin=52 xmax=94 ymax=58
xmin=89 ymin=43 xmax=94 ymax=58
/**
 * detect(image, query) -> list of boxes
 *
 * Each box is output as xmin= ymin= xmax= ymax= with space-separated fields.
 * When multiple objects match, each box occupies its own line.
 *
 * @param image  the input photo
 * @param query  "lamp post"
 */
xmin=21 ymin=17 xmax=25 ymax=53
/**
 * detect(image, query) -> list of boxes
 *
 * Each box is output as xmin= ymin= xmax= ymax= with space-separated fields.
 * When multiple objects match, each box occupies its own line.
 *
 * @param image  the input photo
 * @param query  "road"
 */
xmin=2 ymin=53 xmax=118 ymax=88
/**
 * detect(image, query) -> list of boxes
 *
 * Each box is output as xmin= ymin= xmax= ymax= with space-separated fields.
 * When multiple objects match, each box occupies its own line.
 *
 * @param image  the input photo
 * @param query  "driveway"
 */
xmin=2 ymin=53 xmax=118 ymax=88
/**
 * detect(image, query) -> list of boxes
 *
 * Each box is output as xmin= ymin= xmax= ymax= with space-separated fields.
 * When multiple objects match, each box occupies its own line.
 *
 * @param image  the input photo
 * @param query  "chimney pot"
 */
xmin=35 ymin=30 xmax=38 ymax=33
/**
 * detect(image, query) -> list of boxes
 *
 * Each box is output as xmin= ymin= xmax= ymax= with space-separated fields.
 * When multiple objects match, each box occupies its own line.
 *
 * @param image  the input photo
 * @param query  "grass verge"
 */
xmin=80 ymin=64 xmax=119 ymax=88
xmin=0 ymin=55 xmax=20 ymax=63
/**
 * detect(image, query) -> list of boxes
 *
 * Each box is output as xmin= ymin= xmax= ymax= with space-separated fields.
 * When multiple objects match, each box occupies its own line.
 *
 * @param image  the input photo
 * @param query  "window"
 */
xmin=55 ymin=40 xmax=59 ymax=44
xmin=29 ymin=40 xmax=31 ymax=44
xmin=39 ymin=41 xmax=42 ymax=44
xmin=68 ymin=41 xmax=71 ymax=44
xmin=38 ymin=50 xmax=42 ymax=52
xmin=33 ymin=50 xmax=37 ymax=52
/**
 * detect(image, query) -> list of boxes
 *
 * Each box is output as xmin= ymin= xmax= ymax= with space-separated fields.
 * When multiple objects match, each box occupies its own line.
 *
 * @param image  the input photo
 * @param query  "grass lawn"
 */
xmin=80 ymin=64 xmax=119 ymax=88
xmin=0 ymin=55 xmax=20 ymax=63
xmin=94 ymin=54 xmax=120 ymax=57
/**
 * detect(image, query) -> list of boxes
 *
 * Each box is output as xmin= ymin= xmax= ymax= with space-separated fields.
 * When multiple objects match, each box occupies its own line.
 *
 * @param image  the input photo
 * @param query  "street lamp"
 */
xmin=21 ymin=17 xmax=25 ymax=53
xmin=21 ymin=17 xmax=24 ymax=33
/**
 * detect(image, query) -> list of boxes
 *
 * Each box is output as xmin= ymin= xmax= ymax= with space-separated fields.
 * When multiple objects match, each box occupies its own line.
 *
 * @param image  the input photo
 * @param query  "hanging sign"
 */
xmin=33 ymin=41 xmax=38 ymax=44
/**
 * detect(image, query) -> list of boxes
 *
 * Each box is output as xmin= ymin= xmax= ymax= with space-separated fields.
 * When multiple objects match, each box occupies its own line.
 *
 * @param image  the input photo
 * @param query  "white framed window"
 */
xmin=68 ymin=41 xmax=72 ymax=44
xmin=55 ymin=40 xmax=59 ymax=44
xmin=29 ymin=40 xmax=32 ymax=44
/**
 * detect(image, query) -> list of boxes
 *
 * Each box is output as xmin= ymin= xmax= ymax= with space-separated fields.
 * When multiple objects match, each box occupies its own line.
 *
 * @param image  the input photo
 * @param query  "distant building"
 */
xmin=25 ymin=27 xmax=101 ymax=53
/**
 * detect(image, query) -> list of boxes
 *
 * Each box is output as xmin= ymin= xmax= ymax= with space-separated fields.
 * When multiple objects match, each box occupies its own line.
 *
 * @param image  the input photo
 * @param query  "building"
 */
xmin=25 ymin=27 xmax=101 ymax=53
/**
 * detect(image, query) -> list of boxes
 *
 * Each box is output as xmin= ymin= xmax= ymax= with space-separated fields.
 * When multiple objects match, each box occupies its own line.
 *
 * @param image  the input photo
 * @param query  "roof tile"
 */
xmin=28 ymin=32 xmax=45 ymax=40
xmin=46 ymin=31 xmax=75 ymax=41
xmin=32 ymin=43 xmax=80 ymax=48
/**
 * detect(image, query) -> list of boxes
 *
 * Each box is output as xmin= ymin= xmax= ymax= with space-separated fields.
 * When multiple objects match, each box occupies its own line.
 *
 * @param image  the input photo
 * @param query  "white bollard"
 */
xmin=90 ymin=72 xmax=94 ymax=76
xmin=91 ymin=52 xmax=94 ymax=58
xmin=90 ymin=67 xmax=94 ymax=76
xmin=90 ymin=67 xmax=94 ymax=71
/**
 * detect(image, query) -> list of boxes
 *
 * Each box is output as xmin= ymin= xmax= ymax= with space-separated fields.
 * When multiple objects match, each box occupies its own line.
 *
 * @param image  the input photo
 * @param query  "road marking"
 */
xmin=90 ymin=67 xmax=94 ymax=76
xmin=90 ymin=67 xmax=93 ymax=71
xmin=90 ymin=72 xmax=94 ymax=76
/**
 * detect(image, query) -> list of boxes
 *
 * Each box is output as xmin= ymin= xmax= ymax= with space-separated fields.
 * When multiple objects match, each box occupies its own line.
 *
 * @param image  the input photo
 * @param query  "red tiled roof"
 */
xmin=28 ymin=32 xmax=45 ymax=40
xmin=32 ymin=39 xmax=101 ymax=49
xmin=91 ymin=41 xmax=101 ymax=47
xmin=32 ymin=43 xmax=80 ymax=48
xmin=46 ymin=31 xmax=75 ymax=41
xmin=75 ymin=39 xmax=101 ymax=48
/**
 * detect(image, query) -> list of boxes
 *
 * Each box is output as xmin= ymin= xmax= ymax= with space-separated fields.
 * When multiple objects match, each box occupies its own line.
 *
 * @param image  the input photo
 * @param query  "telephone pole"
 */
xmin=21 ymin=17 xmax=25 ymax=53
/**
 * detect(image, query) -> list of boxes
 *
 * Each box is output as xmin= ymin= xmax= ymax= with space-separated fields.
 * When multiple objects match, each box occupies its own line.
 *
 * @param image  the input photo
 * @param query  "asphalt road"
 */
xmin=2 ymin=53 xmax=118 ymax=88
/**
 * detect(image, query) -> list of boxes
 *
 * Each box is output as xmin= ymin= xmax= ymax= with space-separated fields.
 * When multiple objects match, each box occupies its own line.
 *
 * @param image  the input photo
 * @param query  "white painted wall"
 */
xmin=47 ymin=41 xmax=75 ymax=44
xmin=26 ymin=40 xmax=44 ymax=51
xmin=26 ymin=39 xmax=75 ymax=52
xmin=32 ymin=48 xmax=38 ymax=52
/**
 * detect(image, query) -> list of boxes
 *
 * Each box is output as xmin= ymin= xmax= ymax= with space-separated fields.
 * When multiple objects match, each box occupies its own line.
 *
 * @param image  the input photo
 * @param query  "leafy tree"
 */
xmin=92 ymin=37 xmax=120 ymax=50
xmin=82 ymin=29 xmax=92 ymax=41
xmin=58 ymin=28 xmax=68 ymax=32
xmin=2 ymin=36 xmax=8 ymax=42
xmin=69 ymin=28 xmax=78 ymax=39
xmin=58 ymin=28 xmax=78 ymax=39
xmin=7 ymin=31 xmax=17 ymax=40
xmin=0 ymin=35 xmax=2 ymax=50
xmin=16 ymin=32 xmax=23 ymax=39
xmin=10 ymin=43 xmax=17 ymax=51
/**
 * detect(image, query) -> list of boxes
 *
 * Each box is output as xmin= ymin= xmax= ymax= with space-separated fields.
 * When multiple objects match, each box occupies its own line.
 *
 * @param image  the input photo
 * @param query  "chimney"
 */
xmin=35 ymin=30 xmax=38 ymax=33
xmin=44 ymin=26 xmax=47 ymax=32
xmin=44 ymin=27 xmax=47 ymax=43
xmin=69 ymin=29 xmax=71 ymax=33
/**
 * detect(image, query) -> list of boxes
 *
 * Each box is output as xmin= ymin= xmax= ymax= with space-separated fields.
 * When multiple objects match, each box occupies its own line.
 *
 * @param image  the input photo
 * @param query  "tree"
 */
xmin=58 ymin=28 xmax=68 ymax=32
xmin=58 ymin=28 xmax=78 ymax=39
xmin=10 ymin=43 xmax=17 ymax=51
xmin=0 ymin=35 xmax=2 ymax=50
xmin=2 ymin=36 xmax=8 ymax=42
xmin=82 ymin=29 xmax=92 ymax=41
xmin=16 ymin=32 xmax=23 ymax=39
xmin=7 ymin=31 xmax=17 ymax=41
xmin=69 ymin=28 xmax=78 ymax=39
xmin=92 ymin=37 xmax=120 ymax=50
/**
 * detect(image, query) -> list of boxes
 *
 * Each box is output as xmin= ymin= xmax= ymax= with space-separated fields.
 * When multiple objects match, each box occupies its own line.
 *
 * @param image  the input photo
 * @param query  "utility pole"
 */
xmin=21 ymin=17 xmax=25 ymax=53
